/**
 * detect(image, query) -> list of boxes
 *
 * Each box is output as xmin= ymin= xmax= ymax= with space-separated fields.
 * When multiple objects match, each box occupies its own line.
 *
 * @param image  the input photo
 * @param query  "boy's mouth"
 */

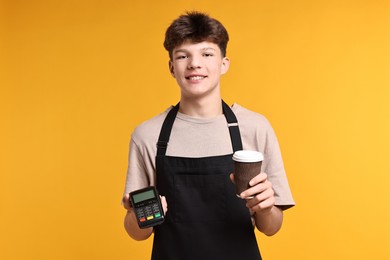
xmin=186 ymin=75 xmax=207 ymax=80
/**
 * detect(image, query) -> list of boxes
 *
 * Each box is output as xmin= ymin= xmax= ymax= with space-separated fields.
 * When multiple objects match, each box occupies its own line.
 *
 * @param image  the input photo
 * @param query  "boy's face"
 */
xmin=169 ymin=40 xmax=230 ymax=101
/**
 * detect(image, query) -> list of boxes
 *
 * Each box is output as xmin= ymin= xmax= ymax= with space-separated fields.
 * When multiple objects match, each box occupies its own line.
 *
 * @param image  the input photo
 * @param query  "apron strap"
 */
xmin=157 ymin=100 xmax=243 ymax=156
xmin=157 ymin=103 xmax=180 ymax=156
xmin=222 ymin=100 xmax=243 ymax=152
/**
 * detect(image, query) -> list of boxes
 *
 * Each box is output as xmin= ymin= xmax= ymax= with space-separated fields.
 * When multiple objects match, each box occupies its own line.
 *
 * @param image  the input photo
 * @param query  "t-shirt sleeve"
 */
xmin=235 ymin=104 xmax=295 ymax=210
xmin=122 ymin=137 xmax=154 ymax=196
xmin=122 ymin=109 xmax=169 ymax=199
xmin=263 ymin=120 xmax=295 ymax=210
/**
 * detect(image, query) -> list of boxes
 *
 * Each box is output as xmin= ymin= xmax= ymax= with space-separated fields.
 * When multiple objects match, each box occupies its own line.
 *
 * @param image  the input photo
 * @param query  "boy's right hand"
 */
xmin=122 ymin=193 xmax=168 ymax=215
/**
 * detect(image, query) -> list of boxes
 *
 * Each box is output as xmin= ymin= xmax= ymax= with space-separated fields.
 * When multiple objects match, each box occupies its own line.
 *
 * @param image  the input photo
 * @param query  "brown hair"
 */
xmin=163 ymin=11 xmax=229 ymax=59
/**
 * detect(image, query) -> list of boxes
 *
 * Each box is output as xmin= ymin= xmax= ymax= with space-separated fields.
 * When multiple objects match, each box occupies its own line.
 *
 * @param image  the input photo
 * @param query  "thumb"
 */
xmin=230 ymin=173 xmax=235 ymax=184
xmin=122 ymin=193 xmax=132 ymax=210
xmin=160 ymin=195 xmax=168 ymax=215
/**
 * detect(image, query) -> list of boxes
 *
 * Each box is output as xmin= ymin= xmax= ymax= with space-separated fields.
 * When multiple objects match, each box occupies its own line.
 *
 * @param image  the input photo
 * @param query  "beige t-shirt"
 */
xmin=124 ymin=103 xmax=295 ymax=209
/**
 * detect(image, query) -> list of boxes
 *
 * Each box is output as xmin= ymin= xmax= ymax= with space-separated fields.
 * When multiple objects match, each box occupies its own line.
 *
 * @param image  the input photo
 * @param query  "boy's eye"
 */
xmin=203 ymin=53 xmax=214 ymax=57
xmin=176 ymin=55 xmax=188 ymax=60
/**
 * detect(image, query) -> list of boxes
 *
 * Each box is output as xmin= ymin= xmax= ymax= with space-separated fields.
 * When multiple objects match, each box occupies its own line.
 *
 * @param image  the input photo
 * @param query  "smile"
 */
xmin=186 ymin=76 xmax=206 ymax=80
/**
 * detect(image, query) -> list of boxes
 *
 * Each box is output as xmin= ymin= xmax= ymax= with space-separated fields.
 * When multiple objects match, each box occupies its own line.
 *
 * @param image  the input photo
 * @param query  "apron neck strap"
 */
xmin=157 ymin=100 xmax=243 ymax=156
xmin=157 ymin=102 xmax=180 ymax=156
xmin=222 ymin=100 xmax=243 ymax=152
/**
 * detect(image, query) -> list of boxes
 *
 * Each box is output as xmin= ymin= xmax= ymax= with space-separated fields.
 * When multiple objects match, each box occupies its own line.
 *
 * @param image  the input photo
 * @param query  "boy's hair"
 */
xmin=164 ymin=11 xmax=229 ymax=59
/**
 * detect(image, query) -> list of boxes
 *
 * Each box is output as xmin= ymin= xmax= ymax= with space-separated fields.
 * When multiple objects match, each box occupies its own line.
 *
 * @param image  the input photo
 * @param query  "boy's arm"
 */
xmin=252 ymin=206 xmax=283 ymax=236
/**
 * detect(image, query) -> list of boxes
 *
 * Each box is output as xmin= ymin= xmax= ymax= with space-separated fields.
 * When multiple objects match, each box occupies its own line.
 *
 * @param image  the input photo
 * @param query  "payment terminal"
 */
xmin=129 ymin=186 xmax=165 ymax=229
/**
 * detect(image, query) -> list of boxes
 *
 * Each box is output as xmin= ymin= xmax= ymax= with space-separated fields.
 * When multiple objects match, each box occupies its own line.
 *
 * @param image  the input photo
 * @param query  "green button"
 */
xmin=155 ymin=213 xmax=161 ymax=218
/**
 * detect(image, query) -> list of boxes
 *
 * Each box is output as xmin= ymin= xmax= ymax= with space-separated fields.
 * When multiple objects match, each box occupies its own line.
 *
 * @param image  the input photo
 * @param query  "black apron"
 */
xmin=152 ymin=100 xmax=261 ymax=260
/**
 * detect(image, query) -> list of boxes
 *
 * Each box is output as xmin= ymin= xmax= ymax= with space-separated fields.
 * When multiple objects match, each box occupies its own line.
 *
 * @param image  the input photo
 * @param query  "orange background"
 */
xmin=1 ymin=0 xmax=389 ymax=259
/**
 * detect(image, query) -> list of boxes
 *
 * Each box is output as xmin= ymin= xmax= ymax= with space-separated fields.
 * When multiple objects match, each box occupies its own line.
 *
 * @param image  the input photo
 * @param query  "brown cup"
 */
xmin=232 ymin=150 xmax=264 ymax=198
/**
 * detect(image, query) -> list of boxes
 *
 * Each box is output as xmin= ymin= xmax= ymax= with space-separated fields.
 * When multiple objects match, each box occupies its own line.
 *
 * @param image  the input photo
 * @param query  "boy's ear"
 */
xmin=169 ymin=60 xmax=175 ymax=78
xmin=221 ymin=57 xmax=230 ymax=75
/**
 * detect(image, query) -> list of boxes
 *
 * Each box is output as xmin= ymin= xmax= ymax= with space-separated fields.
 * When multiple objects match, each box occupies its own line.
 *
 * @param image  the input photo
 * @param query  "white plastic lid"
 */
xmin=232 ymin=150 xmax=263 ymax=162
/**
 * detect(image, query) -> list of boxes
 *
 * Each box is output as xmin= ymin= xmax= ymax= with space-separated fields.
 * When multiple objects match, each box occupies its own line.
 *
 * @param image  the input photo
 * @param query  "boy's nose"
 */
xmin=187 ymin=57 xmax=202 ymax=69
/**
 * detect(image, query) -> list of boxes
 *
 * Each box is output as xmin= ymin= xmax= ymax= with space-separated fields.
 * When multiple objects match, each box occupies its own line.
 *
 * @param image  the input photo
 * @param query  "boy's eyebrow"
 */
xmin=173 ymin=47 xmax=217 ymax=54
xmin=201 ymin=47 xmax=217 ymax=52
xmin=173 ymin=49 xmax=186 ymax=54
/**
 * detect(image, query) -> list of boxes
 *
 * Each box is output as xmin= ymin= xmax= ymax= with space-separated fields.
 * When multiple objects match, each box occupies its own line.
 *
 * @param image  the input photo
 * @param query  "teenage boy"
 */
xmin=122 ymin=11 xmax=295 ymax=260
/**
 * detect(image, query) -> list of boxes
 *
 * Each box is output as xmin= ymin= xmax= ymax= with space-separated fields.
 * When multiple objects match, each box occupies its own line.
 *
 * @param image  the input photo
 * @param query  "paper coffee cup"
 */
xmin=232 ymin=150 xmax=264 ymax=198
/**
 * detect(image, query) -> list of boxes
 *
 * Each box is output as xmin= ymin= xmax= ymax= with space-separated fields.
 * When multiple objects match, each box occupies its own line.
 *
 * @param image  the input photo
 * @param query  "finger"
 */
xmin=249 ymin=196 xmax=275 ymax=214
xmin=249 ymin=172 xmax=268 ymax=187
xmin=240 ymin=179 xmax=272 ymax=199
xmin=245 ymin=187 xmax=274 ymax=208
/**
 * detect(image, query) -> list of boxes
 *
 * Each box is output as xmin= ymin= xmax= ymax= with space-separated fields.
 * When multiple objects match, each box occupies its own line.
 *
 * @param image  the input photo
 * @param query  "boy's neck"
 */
xmin=178 ymin=95 xmax=223 ymax=118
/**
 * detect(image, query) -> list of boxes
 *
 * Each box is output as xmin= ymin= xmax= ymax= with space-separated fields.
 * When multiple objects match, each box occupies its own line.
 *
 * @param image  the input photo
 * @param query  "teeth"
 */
xmin=188 ymin=76 xmax=205 ymax=80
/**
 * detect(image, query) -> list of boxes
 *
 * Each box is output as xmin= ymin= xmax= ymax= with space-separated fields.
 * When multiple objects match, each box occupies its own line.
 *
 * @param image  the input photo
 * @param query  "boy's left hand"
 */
xmin=230 ymin=172 xmax=275 ymax=215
